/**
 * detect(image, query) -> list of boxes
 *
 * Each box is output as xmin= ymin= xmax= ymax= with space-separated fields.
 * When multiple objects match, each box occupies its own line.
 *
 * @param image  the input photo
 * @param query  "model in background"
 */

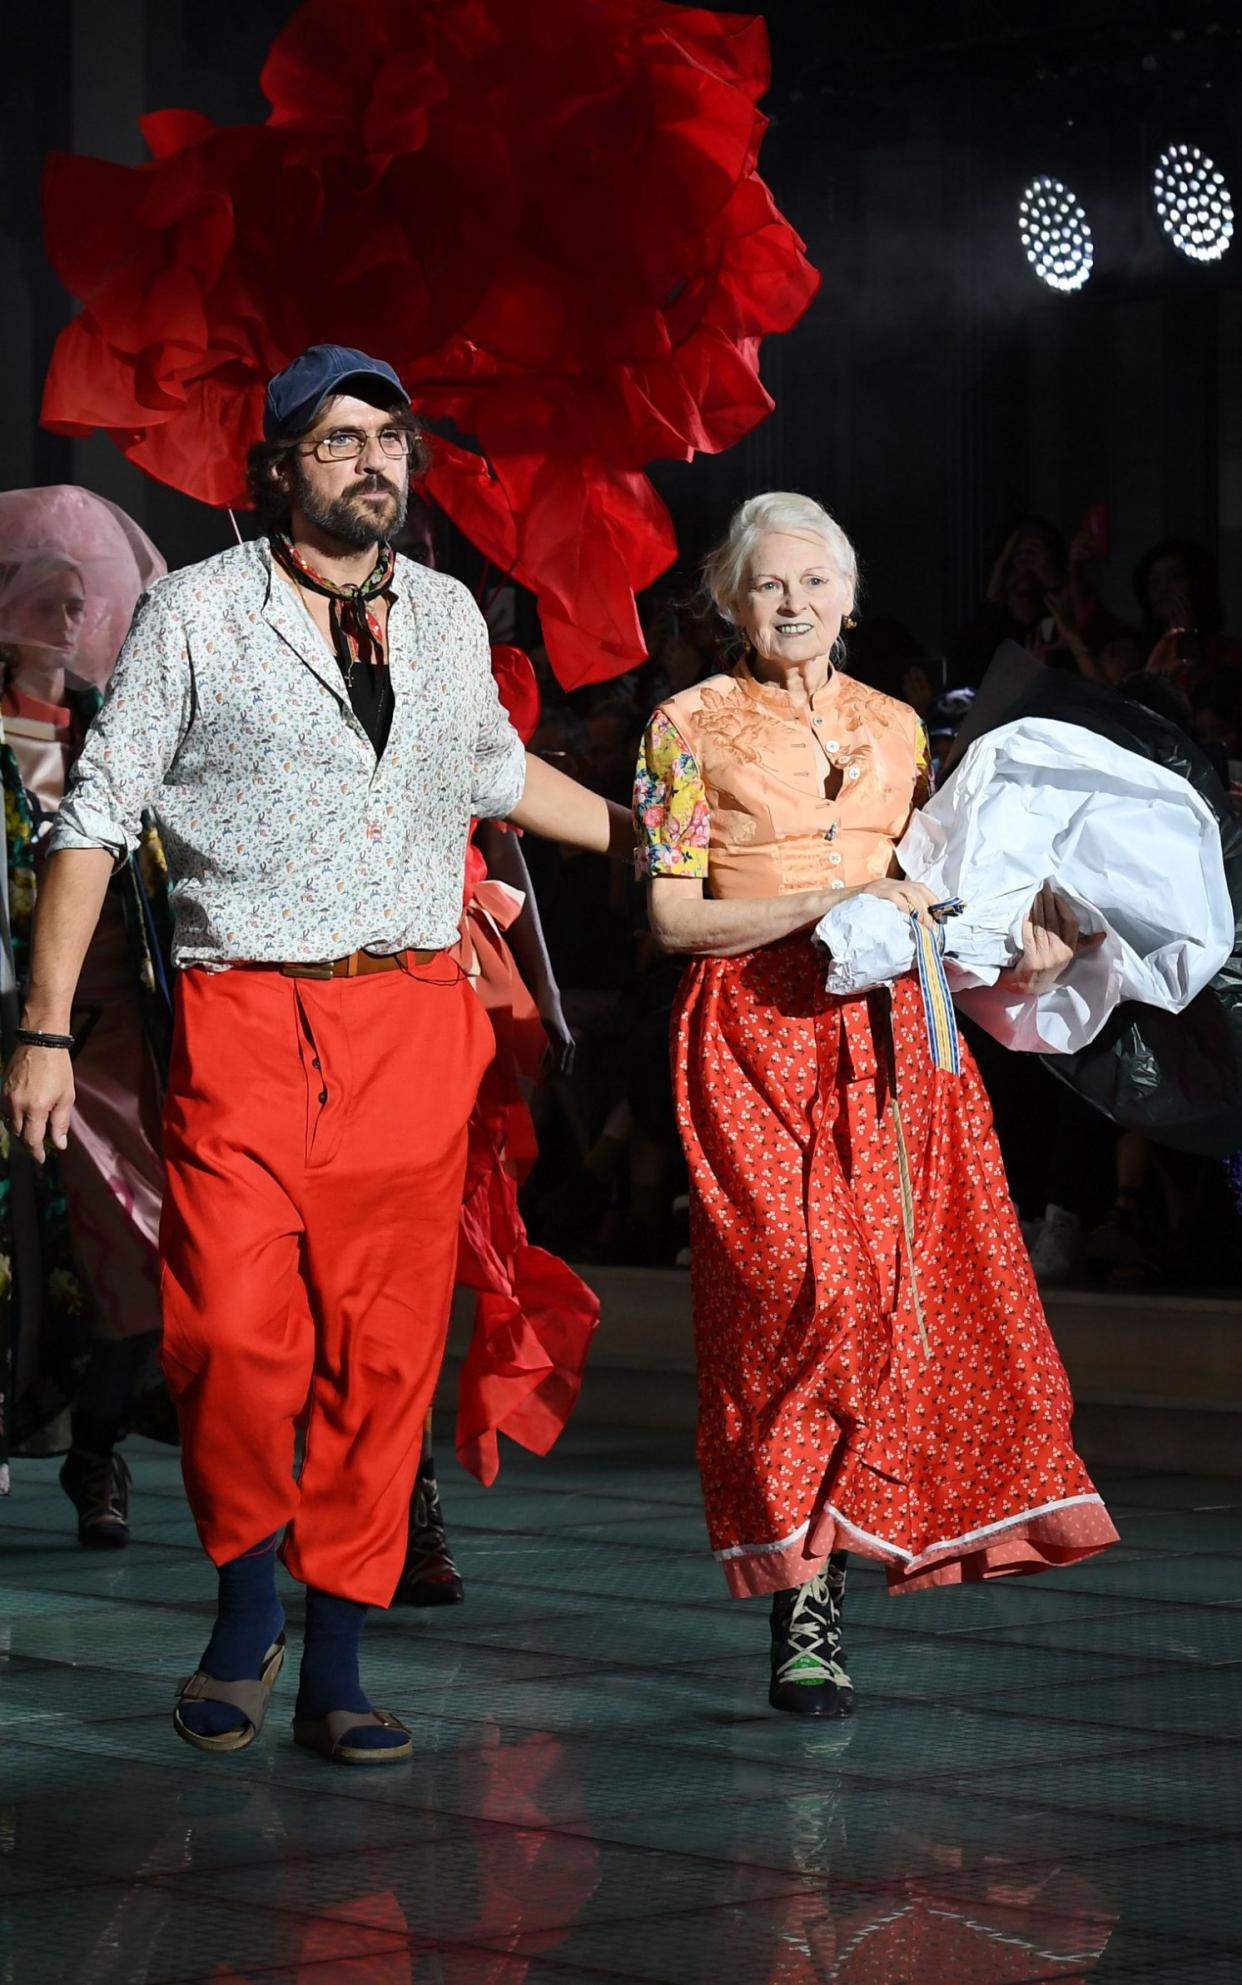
xmin=0 ymin=486 xmax=170 ymax=1533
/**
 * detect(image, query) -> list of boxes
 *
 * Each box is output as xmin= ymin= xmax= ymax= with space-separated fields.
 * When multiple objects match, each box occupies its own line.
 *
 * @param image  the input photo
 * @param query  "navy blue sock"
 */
xmin=178 ymin=1534 xmax=285 ymax=1740
xmin=296 ymin=1588 xmax=405 ymax=1752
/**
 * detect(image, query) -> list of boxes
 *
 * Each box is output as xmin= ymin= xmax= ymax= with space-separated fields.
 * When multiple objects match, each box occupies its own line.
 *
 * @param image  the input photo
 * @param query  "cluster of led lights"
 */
xmin=1019 ymin=147 xmax=1235 ymax=291
xmin=1153 ymin=144 xmax=1234 ymax=263
xmin=1019 ymin=176 xmax=1094 ymax=292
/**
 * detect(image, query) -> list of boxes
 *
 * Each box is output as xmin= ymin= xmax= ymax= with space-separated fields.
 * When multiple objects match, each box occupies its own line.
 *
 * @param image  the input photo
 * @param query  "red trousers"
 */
xmin=159 ymin=957 xmax=493 ymax=1605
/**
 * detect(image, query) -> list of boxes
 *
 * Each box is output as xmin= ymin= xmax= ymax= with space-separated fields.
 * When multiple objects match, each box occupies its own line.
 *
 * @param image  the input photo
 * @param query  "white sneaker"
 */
xmin=1028 ymin=1203 xmax=1082 ymax=1286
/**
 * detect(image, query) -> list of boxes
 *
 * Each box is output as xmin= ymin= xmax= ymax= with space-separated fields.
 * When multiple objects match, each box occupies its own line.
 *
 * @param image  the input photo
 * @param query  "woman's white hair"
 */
xmin=702 ymin=492 xmax=858 ymax=627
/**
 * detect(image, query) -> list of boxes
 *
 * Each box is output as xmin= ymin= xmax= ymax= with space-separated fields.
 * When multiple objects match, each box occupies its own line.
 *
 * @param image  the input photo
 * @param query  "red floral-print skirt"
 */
xmin=673 ymin=938 xmax=1118 ymax=1598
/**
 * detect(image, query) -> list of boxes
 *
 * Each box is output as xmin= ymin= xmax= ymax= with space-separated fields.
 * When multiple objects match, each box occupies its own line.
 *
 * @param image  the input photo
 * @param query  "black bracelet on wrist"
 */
xmin=15 ymin=1028 xmax=75 ymax=1052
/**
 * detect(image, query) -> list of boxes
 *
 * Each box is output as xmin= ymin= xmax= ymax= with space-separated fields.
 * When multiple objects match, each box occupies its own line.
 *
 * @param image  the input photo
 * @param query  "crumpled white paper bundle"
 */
xmin=814 ymin=716 xmax=1233 ymax=1054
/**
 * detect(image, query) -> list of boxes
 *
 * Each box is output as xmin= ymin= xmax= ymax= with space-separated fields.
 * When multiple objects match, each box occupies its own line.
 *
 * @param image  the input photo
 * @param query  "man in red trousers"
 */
xmin=3 ymin=345 xmax=628 ymax=1764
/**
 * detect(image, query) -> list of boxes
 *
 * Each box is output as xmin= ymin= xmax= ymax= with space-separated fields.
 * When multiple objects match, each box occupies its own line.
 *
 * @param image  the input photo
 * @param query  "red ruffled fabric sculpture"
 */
xmin=40 ymin=0 xmax=817 ymax=688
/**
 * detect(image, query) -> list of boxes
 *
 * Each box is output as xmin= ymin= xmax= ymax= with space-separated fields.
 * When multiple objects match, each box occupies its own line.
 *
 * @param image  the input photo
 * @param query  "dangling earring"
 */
xmin=843 ymin=614 xmax=858 ymax=631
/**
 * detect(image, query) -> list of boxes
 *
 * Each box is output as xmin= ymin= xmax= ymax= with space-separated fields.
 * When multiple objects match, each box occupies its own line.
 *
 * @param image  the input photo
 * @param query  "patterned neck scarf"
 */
xmin=270 ymin=535 xmax=396 ymax=674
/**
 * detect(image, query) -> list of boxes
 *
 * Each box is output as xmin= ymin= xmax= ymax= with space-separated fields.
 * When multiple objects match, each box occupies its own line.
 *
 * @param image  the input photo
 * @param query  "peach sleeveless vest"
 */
xmin=660 ymin=662 xmax=922 ymax=899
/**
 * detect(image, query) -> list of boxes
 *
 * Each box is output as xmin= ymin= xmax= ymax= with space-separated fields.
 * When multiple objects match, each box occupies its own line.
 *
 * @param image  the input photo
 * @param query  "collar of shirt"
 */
xmin=262 ymin=539 xmax=411 ymax=727
xmin=733 ymin=656 xmax=844 ymax=733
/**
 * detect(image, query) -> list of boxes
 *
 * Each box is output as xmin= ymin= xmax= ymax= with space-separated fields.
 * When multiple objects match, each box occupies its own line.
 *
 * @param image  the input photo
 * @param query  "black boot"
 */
xmin=769 ymin=1554 xmax=855 ymax=1716
xmin=395 ymin=1459 xmax=464 ymax=1606
xmin=59 ymin=1447 xmax=132 ymax=1549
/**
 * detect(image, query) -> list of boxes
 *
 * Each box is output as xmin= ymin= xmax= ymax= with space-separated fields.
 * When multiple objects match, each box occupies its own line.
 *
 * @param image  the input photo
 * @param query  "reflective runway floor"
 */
xmin=3 ymin=1426 xmax=1242 ymax=1983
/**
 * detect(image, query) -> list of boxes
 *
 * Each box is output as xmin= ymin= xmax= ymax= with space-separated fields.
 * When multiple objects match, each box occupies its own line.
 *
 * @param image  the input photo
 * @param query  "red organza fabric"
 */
xmin=454 ymin=871 xmax=600 ymax=1486
xmin=40 ymin=0 xmax=818 ymax=689
xmin=451 ymin=645 xmax=600 ymax=1484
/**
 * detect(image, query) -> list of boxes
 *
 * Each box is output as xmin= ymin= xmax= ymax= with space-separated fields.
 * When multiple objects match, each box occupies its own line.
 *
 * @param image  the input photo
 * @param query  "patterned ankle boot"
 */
xmin=769 ymin=1553 xmax=855 ymax=1716
xmin=396 ymin=1465 xmax=464 ymax=1606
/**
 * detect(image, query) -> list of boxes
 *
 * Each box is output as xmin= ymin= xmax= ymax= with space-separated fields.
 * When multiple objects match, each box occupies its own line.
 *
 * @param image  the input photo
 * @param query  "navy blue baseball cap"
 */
xmin=263 ymin=344 xmax=410 ymax=441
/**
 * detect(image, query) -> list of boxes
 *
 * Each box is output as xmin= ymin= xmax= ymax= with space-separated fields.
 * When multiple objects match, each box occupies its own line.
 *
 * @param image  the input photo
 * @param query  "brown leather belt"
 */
xmin=278 ymin=948 xmax=442 ymax=981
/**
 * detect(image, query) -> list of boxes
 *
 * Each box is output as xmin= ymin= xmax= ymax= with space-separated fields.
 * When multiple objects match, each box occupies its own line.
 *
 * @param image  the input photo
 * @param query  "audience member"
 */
xmin=1135 ymin=536 xmax=1242 ymax=691
xmin=947 ymin=515 xmax=1074 ymax=685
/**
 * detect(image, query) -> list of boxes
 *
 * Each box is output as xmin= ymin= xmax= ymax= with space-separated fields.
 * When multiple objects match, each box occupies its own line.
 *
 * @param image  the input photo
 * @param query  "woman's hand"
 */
xmin=537 ymin=987 xmax=576 ymax=1077
xmin=1034 ymin=593 xmax=1089 ymax=667
xmin=1005 ymin=884 xmax=1104 ymax=996
xmin=861 ymin=877 xmax=940 ymax=929
xmin=1158 ymin=588 xmax=1194 ymax=634
xmin=1 ymin=1045 xmax=76 ymax=1164
xmin=1146 ymin=628 xmax=1188 ymax=681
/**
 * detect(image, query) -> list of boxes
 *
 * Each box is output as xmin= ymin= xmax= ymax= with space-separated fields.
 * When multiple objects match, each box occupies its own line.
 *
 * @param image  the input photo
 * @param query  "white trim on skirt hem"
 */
xmin=713 ymin=1491 xmax=1108 ymax=1572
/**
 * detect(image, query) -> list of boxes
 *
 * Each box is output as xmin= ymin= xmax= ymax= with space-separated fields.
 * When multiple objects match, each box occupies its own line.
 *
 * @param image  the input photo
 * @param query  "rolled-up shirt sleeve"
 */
xmin=47 ymin=588 xmax=193 ymax=860
xmin=467 ymin=609 xmax=527 ymax=820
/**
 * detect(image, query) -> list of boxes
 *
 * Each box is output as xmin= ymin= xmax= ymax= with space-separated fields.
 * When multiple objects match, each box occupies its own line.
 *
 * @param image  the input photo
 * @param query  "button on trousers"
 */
xmin=159 ymin=955 xmax=493 ymax=1604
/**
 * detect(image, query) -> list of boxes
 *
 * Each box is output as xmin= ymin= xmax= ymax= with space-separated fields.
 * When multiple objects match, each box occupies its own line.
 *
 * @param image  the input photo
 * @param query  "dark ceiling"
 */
xmin=727 ymin=2 xmax=1242 ymax=135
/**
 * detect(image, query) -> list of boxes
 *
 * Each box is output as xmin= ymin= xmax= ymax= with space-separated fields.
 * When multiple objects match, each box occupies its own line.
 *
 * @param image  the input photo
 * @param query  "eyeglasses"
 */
xmin=306 ymin=427 xmax=413 ymax=464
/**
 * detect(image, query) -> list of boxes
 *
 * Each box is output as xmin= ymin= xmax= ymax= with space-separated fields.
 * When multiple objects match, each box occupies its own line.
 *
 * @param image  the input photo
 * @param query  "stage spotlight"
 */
xmin=1153 ymin=144 xmax=1234 ymax=263
xmin=1018 ymin=176 xmax=1094 ymax=292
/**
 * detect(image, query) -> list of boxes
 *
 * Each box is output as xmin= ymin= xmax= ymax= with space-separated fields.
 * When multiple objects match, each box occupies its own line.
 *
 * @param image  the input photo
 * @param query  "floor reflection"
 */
xmin=3 ymin=1428 xmax=1240 ymax=1983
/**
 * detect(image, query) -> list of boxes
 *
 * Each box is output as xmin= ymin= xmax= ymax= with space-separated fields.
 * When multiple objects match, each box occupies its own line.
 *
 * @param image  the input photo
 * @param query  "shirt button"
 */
xmin=825 ymin=739 xmax=840 ymax=752
xmin=846 ymin=765 xmax=861 ymax=781
xmin=813 ymin=716 xmax=823 ymax=725
xmin=319 ymin=1088 xmax=329 ymax=1105
xmin=831 ymin=880 xmax=845 ymax=890
xmin=311 ymin=1057 xmax=321 ymax=1070
xmin=828 ymin=852 xmax=842 ymax=866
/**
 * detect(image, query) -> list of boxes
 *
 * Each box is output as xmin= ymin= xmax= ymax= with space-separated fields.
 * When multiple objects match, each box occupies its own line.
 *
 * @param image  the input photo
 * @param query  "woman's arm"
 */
xmin=510 ymin=751 xmax=633 ymax=861
xmin=648 ymin=875 xmax=938 ymax=960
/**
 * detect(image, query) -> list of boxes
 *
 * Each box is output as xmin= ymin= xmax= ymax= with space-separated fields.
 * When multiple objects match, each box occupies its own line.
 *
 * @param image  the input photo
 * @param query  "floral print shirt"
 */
xmin=48 ymin=538 xmax=527 ymax=965
xmin=633 ymin=710 xmax=712 ymax=879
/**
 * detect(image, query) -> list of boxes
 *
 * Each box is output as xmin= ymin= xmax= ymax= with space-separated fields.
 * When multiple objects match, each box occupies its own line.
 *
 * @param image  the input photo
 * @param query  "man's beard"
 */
xmin=290 ymin=462 xmax=409 ymax=551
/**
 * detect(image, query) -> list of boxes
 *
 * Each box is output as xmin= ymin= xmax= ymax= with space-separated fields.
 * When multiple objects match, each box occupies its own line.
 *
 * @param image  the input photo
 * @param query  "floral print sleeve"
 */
xmin=913 ymin=721 xmax=934 ymax=808
xmin=633 ymin=710 xmax=710 ymax=880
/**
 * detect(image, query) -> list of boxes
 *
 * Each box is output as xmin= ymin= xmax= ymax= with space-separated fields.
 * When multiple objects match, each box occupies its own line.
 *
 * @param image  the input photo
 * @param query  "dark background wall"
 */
xmin=2 ymin=0 xmax=1240 ymax=655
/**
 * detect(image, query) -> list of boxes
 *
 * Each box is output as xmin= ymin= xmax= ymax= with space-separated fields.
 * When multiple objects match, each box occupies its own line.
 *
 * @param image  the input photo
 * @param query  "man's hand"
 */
xmin=2 ymin=1046 xmax=76 ymax=1164
xmin=1005 ymin=884 xmax=1105 ymax=996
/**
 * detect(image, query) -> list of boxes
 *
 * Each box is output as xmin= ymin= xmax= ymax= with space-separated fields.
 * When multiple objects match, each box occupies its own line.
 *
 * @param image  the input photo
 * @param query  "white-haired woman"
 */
xmin=633 ymin=493 xmax=1117 ymax=1715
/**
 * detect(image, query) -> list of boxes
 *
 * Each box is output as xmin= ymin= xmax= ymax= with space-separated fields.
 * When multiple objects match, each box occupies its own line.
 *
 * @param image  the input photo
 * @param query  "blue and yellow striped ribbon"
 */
xmin=911 ymin=898 xmax=964 ymax=1076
